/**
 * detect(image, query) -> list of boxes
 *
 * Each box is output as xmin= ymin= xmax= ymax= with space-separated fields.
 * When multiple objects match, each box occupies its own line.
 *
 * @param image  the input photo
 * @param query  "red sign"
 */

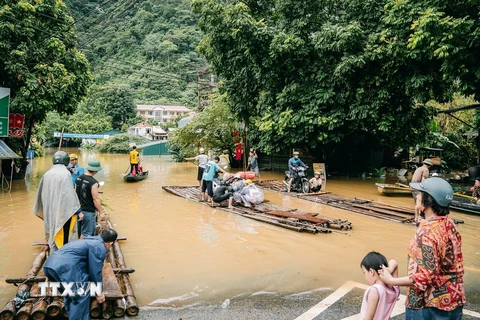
xmin=8 ymin=113 xmax=25 ymax=138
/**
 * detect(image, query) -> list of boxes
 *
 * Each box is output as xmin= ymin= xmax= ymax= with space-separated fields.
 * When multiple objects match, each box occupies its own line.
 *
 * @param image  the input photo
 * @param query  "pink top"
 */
xmin=360 ymin=284 xmax=400 ymax=320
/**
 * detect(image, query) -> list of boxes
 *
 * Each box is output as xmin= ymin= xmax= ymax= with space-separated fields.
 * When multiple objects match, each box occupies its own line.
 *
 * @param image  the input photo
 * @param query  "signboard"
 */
xmin=0 ymin=88 xmax=10 ymax=137
xmin=312 ymin=163 xmax=326 ymax=180
xmin=8 ymin=113 xmax=25 ymax=138
xmin=53 ymin=132 xmax=110 ymax=139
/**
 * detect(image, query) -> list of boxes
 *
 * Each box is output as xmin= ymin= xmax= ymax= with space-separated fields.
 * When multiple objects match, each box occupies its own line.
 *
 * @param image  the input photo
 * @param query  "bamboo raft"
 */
xmin=162 ymin=185 xmax=352 ymax=233
xmin=256 ymin=180 xmax=465 ymax=225
xmin=0 ymin=220 xmax=139 ymax=320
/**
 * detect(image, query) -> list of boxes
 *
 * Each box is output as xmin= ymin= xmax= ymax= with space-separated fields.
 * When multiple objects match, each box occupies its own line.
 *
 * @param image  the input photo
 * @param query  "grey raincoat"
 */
xmin=34 ymin=164 xmax=80 ymax=251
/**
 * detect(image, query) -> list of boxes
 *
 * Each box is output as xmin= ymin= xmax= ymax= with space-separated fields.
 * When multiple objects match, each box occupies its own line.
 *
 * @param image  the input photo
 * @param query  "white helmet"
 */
xmin=199 ymin=148 xmax=205 ymax=154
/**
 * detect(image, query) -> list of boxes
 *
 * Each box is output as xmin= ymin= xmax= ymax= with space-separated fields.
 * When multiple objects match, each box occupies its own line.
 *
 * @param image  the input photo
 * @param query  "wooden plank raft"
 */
xmin=1 ymin=219 xmax=139 ymax=319
xmin=162 ymin=185 xmax=352 ymax=233
xmin=257 ymin=180 xmax=332 ymax=197
xmin=256 ymin=180 xmax=464 ymax=225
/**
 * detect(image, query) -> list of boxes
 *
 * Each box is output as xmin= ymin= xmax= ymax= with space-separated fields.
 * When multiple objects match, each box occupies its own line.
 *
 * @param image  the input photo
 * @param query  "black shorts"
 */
xmin=201 ymin=180 xmax=213 ymax=197
xmin=197 ymin=167 xmax=205 ymax=181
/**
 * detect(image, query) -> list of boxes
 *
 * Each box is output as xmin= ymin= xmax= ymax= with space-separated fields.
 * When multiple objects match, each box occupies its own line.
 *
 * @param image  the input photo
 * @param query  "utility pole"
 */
xmin=197 ymin=69 xmax=216 ymax=111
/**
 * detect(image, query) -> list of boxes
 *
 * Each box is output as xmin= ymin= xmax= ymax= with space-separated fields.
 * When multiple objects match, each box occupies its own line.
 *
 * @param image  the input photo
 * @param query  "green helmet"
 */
xmin=409 ymin=177 xmax=453 ymax=207
xmin=52 ymin=151 xmax=70 ymax=166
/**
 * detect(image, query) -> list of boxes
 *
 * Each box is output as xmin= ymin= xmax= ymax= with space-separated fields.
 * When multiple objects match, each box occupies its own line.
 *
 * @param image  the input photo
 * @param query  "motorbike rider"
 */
xmin=287 ymin=151 xmax=307 ymax=193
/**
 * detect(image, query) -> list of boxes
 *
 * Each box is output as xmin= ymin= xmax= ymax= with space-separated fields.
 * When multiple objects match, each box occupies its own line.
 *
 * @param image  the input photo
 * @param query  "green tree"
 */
xmin=192 ymin=0 xmax=480 ymax=163
xmin=428 ymin=94 xmax=479 ymax=169
xmin=0 ymin=0 xmax=93 ymax=174
xmin=87 ymin=85 xmax=136 ymax=129
xmin=168 ymin=93 xmax=236 ymax=160
xmin=97 ymin=133 xmax=149 ymax=154
xmin=69 ymin=0 xmax=207 ymax=106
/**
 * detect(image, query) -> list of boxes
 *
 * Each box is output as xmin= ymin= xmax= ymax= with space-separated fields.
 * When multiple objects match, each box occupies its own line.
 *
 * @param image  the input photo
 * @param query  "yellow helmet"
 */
xmin=69 ymin=153 xmax=78 ymax=159
xmin=245 ymin=179 xmax=253 ymax=185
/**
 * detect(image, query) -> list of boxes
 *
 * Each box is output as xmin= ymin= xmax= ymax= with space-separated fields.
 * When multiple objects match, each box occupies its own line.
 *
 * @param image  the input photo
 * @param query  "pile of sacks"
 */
xmin=224 ymin=173 xmax=264 ymax=207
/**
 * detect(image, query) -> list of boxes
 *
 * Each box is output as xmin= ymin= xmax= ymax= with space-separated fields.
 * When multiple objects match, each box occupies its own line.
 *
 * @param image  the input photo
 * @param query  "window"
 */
xmin=170 ymin=111 xmax=174 ymax=115
xmin=163 ymin=111 xmax=168 ymax=115
xmin=148 ymin=111 xmax=153 ymax=115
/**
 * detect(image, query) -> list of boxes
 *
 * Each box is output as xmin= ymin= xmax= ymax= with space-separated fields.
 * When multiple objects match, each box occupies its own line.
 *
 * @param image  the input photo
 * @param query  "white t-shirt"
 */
xmin=195 ymin=154 xmax=209 ymax=168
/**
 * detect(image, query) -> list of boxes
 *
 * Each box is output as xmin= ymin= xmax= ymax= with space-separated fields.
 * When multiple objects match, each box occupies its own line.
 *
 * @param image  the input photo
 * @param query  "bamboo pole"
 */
xmin=113 ymin=299 xmax=126 ymax=318
xmin=107 ymin=248 xmax=126 ymax=317
xmin=18 ymin=246 xmax=49 ymax=294
xmin=15 ymin=301 xmax=32 ymax=320
xmin=31 ymin=299 xmax=48 ymax=320
xmin=16 ymin=282 xmax=40 ymax=320
xmin=1 ymin=245 xmax=49 ymax=320
xmin=101 ymin=300 xmax=113 ymax=319
xmin=90 ymin=300 xmax=101 ymax=318
xmin=57 ymin=128 xmax=64 ymax=151
xmin=107 ymin=220 xmax=139 ymax=316
xmin=46 ymin=297 xmax=63 ymax=318
xmin=5 ymin=277 xmax=47 ymax=284
xmin=0 ymin=301 xmax=15 ymax=320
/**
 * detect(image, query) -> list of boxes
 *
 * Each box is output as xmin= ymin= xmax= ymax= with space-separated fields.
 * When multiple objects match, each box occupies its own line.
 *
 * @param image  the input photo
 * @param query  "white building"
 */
xmin=128 ymin=122 xmax=168 ymax=141
xmin=136 ymin=105 xmax=193 ymax=123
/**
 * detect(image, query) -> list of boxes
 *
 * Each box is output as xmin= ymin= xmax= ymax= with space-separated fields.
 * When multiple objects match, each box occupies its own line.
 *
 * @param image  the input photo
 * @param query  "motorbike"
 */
xmin=212 ymin=172 xmax=233 ymax=192
xmin=283 ymin=166 xmax=310 ymax=193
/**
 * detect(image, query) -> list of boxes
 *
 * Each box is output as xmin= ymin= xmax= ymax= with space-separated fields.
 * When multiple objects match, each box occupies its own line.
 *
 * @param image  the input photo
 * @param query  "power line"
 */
xmin=0 ymin=12 xmax=72 ymax=44
xmin=76 ymin=0 xmax=132 ymax=34
xmin=100 ymin=59 xmax=193 ymax=83
xmin=25 ymin=0 xmax=141 ymax=74
xmin=105 ymin=57 xmax=194 ymax=81
xmin=70 ymin=0 xmax=117 ymax=26
xmin=79 ymin=0 xmax=141 ymax=48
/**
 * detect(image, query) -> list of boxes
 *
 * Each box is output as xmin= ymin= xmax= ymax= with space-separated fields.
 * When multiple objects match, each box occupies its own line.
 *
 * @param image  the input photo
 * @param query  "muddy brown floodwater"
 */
xmin=1 ymin=148 xmax=479 ymax=309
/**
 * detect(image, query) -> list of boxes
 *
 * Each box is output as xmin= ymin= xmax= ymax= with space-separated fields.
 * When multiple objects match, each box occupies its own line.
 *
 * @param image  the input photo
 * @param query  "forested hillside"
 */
xmin=67 ymin=0 xmax=207 ymax=107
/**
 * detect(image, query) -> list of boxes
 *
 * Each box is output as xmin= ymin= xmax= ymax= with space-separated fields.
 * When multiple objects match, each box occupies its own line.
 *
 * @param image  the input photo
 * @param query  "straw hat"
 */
xmin=423 ymin=159 xmax=433 ymax=166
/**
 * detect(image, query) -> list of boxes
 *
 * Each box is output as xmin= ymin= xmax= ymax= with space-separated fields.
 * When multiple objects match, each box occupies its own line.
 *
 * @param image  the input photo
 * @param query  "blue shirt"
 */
xmin=202 ymin=161 xmax=220 ymax=181
xmin=71 ymin=164 xmax=85 ymax=187
xmin=43 ymin=236 xmax=106 ymax=284
xmin=288 ymin=157 xmax=306 ymax=173
xmin=248 ymin=156 xmax=258 ymax=170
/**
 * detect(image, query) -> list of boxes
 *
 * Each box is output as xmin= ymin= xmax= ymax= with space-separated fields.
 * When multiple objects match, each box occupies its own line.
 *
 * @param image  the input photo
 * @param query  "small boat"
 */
xmin=375 ymin=183 xmax=411 ymax=196
xmin=450 ymin=193 xmax=480 ymax=215
xmin=237 ymin=171 xmax=256 ymax=180
xmin=124 ymin=171 xmax=149 ymax=182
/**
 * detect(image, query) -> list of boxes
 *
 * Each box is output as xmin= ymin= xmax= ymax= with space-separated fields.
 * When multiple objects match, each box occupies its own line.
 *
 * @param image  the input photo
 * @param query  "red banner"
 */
xmin=8 ymin=113 xmax=25 ymax=138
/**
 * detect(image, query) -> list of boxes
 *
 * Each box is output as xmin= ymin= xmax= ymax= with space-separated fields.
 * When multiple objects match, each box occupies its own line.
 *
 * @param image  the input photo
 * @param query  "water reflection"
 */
xmin=0 ymin=149 xmax=479 ymax=309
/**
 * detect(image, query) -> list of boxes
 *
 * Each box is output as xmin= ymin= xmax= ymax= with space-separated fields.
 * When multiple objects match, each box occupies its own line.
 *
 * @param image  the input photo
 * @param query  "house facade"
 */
xmin=136 ymin=105 xmax=193 ymax=123
xmin=127 ymin=122 xmax=168 ymax=141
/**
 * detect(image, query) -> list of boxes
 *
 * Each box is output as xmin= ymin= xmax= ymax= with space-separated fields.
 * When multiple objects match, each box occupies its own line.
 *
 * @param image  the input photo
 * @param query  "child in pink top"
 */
xmin=360 ymin=252 xmax=400 ymax=320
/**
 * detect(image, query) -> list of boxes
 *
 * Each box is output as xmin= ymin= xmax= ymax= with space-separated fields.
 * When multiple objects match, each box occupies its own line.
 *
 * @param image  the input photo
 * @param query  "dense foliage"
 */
xmin=0 ymin=0 xmax=93 ymax=171
xmin=167 ymin=93 xmax=237 ymax=161
xmin=97 ymin=133 xmax=149 ymax=154
xmin=192 ymin=0 xmax=480 ymax=161
xmin=67 ymin=0 xmax=208 ymax=107
xmin=429 ymin=94 xmax=479 ymax=170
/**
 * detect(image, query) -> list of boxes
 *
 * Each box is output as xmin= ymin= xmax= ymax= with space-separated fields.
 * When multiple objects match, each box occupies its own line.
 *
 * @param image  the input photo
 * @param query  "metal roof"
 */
xmin=137 ymin=140 xmax=168 ymax=148
xmin=0 ymin=140 xmax=21 ymax=159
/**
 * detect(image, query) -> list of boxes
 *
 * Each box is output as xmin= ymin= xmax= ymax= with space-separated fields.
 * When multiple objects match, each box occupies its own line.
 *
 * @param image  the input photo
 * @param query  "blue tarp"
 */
xmin=0 ymin=140 xmax=21 ymax=159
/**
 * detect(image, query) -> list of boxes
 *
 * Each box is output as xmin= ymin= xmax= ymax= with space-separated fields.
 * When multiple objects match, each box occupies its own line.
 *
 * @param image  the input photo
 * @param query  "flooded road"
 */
xmin=1 ymin=149 xmax=479 ymax=310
